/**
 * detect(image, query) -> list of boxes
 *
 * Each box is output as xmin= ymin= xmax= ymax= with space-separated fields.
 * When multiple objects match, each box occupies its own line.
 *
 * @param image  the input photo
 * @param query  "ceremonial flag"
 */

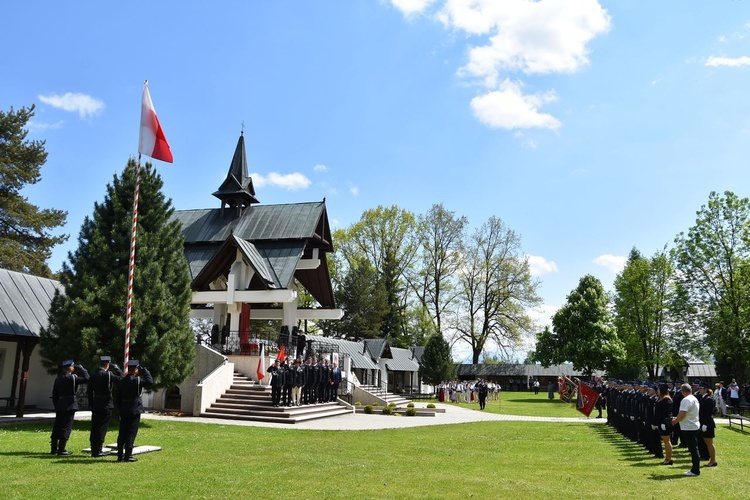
xmin=278 ymin=344 xmax=286 ymax=362
xmin=138 ymin=81 xmax=173 ymax=163
xmin=576 ymin=381 xmax=599 ymax=417
xmin=256 ymin=344 xmax=265 ymax=381
xmin=559 ymin=376 xmax=576 ymax=404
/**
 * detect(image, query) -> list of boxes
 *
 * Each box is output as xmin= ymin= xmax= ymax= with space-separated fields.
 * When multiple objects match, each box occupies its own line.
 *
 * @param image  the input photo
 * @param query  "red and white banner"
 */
xmin=138 ymin=81 xmax=173 ymax=163
xmin=256 ymin=344 xmax=265 ymax=381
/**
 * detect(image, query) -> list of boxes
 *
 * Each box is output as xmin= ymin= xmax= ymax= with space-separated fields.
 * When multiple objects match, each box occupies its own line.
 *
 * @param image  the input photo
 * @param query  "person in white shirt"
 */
xmin=671 ymin=383 xmax=701 ymax=476
xmin=728 ymin=379 xmax=740 ymax=413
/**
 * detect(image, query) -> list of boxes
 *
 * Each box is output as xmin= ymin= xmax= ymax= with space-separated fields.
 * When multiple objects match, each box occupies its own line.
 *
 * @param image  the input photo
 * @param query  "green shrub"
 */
xmin=426 ymin=403 xmax=436 ymax=409
xmin=388 ymin=402 xmax=397 ymax=407
xmin=355 ymin=402 xmax=362 ymax=406
xmin=407 ymin=402 xmax=415 ymax=408
xmin=364 ymin=405 xmax=373 ymax=414
xmin=382 ymin=406 xmax=393 ymax=415
xmin=405 ymin=408 xmax=418 ymax=416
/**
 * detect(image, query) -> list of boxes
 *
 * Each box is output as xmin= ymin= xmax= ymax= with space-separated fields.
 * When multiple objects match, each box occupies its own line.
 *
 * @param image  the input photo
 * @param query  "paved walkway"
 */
xmin=2 ymin=404 xmax=608 ymax=431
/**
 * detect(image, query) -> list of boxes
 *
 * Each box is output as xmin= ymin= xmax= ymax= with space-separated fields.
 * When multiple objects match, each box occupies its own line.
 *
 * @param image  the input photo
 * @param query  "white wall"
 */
xmin=0 ymin=341 xmax=56 ymax=410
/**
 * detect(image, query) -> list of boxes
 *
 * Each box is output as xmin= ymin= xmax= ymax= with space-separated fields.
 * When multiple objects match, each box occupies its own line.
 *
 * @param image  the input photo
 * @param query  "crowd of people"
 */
xmin=266 ymin=356 xmax=342 ymax=407
xmin=436 ymin=380 xmax=501 ymax=407
xmin=601 ymin=379 xmax=718 ymax=476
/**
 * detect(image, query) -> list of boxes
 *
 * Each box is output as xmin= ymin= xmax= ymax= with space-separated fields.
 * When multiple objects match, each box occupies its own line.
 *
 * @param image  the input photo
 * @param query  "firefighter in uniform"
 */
xmin=87 ymin=355 xmax=123 ymax=457
xmin=115 ymin=360 xmax=153 ymax=462
xmin=50 ymin=359 xmax=90 ymax=456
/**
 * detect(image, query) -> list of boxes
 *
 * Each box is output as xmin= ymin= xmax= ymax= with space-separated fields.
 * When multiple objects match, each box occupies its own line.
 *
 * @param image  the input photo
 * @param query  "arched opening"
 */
xmin=164 ymin=385 xmax=182 ymax=410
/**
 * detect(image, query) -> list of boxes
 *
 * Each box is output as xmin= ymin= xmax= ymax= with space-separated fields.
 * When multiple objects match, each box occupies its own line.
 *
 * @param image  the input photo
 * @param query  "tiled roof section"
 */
xmin=386 ymin=347 xmax=420 ymax=372
xmin=0 ymin=269 xmax=62 ymax=340
xmin=212 ymin=133 xmax=259 ymax=205
xmin=363 ymin=338 xmax=391 ymax=360
xmin=306 ymin=334 xmax=378 ymax=370
xmin=173 ymin=202 xmax=331 ymax=250
xmin=410 ymin=346 xmax=425 ymax=363
xmin=685 ymin=362 xmax=718 ymax=379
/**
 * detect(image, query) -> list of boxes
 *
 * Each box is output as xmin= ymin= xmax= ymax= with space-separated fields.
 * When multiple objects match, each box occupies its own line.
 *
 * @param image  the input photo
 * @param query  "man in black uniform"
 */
xmin=330 ymin=361 xmax=342 ymax=402
xmin=87 ymin=356 xmax=123 ymax=457
xmin=476 ymin=379 xmax=488 ymax=410
xmin=115 ymin=360 xmax=153 ymax=462
xmin=282 ymin=358 xmax=294 ymax=406
xmin=267 ymin=359 xmax=283 ymax=407
xmin=50 ymin=359 xmax=90 ymax=455
xmin=318 ymin=358 xmax=330 ymax=403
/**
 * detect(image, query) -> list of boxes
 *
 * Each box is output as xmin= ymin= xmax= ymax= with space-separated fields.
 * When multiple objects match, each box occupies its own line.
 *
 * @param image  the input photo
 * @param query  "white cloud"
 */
xmin=527 ymin=303 xmax=558 ymax=329
xmin=443 ymin=0 xmax=611 ymax=82
xmin=38 ymin=92 xmax=104 ymax=119
xmin=526 ymin=254 xmax=558 ymax=276
xmin=392 ymin=0 xmax=610 ymax=131
xmin=391 ymin=0 xmax=435 ymax=15
xmin=705 ymin=55 xmax=750 ymax=67
xmin=313 ymin=164 xmax=328 ymax=172
xmin=470 ymin=79 xmax=561 ymax=130
xmin=593 ymin=254 xmax=627 ymax=274
xmin=349 ymin=185 xmax=359 ymax=196
xmin=26 ymin=120 xmax=64 ymax=132
xmin=250 ymin=172 xmax=311 ymax=191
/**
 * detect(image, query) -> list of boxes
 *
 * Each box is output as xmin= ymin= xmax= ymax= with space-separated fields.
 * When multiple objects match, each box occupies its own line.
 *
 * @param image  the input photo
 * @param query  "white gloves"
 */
xmin=702 ymin=425 xmax=707 ymax=432
xmin=661 ymin=424 xmax=666 ymax=431
xmin=651 ymin=425 xmax=657 ymax=430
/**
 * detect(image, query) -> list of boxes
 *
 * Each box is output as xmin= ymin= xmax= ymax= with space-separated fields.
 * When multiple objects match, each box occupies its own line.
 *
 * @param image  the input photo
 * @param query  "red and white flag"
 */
xmin=256 ymin=344 xmax=265 ymax=381
xmin=138 ymin=81 xmax=173 ymax=163
xmin=278 ymin=344 xmax=286 ymax=362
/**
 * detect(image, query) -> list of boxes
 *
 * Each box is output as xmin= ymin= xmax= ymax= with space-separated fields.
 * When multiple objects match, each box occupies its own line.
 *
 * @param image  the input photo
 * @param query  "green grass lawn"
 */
xmin=451 ymin=389 xmax=589 ymax=418
xmin=1 ymin=409 xmax=748 ymax=499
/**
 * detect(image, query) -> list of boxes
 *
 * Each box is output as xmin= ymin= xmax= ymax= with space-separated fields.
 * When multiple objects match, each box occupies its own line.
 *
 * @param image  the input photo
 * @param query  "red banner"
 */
xmin=576 ymin=382 xmax=599 ymax=417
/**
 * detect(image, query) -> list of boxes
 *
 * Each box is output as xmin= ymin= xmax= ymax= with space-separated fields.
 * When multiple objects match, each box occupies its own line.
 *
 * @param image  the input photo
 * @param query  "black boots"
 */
xmin=50 ymin=439 xmax=58 ymax=455
xmin=123 ymin=446 xmax=137 ymax=462
xmin=56 ymin=439 xmax=72 ymax=456
xmin=91 ymin=442 xmax=107 ymax=457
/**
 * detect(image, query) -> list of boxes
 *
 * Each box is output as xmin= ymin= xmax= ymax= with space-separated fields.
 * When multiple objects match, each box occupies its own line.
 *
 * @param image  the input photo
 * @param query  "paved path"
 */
xmin=2 ymin=404 xmax=606 ymax=431
xmin=2 ymin=405 xmax=732 ymax=431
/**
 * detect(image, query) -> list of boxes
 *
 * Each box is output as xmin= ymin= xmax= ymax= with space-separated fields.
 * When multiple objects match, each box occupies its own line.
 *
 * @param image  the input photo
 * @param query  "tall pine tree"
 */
xmin=0 ymin=105 xmax=68 ymax=276
xmin=40 ymin=160 xmax=194 ymax=387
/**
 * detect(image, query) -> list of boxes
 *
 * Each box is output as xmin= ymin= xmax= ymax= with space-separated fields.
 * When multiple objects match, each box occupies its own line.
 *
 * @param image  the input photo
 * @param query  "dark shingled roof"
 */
xmin=0 ymin=269 xmax=62 ymax=341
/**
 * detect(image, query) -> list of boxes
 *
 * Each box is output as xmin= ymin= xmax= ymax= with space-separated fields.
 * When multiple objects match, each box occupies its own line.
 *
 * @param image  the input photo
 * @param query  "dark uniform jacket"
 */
xmin=52 ymin=367 xmax=90 ymax=411
xmin=698 ymin=393 xmax=716 ymax=430
xmin=87 ymin=365 xmax=124 ymax=410
xmin=267 ymin=365 xmax=284 ymax=387
xmin=116 ymin=367 xmax=153 ymax=416
xmin=293 ymin=366 xmax=307 ymax=387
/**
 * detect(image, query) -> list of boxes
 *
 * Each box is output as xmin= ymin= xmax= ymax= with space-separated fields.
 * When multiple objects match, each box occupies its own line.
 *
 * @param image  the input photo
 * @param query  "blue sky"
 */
xmin=3 ymin=1 xmax=750 ymax=359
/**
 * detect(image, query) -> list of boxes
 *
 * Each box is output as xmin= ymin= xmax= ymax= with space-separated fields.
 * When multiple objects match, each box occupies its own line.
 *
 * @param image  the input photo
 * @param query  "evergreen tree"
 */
xmin=40 ymin=160 xmax=194 ymax=387
xmin=0 ymin=104 xmax=67 ymax=276
xmin=420 ymin=333 xmax=455 ymax=386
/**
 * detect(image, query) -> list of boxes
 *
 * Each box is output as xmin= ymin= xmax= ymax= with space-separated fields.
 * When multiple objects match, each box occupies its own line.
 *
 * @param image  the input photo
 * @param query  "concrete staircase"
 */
xmin=200 ymin=372 xmax=352 ymax=424
xmin=359 ymin=384 xmax=411 ymax=407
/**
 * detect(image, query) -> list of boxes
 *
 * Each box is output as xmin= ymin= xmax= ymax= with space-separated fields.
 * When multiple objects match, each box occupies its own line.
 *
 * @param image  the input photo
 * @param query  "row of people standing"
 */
xmin=436 ymin=380 xmax=501 ymax=404
xmin=603 ymin=379 xmax=717 ymax=476
xmin=266 ymin=356 xmax=342 ymax=407
xmin=50 ymin=356 xmax=153 ymax=462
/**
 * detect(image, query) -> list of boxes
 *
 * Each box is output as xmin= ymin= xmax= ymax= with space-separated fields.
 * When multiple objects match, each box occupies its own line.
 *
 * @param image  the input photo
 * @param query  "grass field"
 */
xmin=1 ymin=391 xmax=748 ymax=499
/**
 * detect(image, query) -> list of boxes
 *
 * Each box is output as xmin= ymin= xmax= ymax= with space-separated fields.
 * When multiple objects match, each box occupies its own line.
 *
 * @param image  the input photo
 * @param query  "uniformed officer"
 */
xmin=330 ymin=361 xmax=342 ymax=402
xmin=318 ymin=358 xmax=330 ymax=403
xmin=267 ymin=359 xmax=283 ymax=407
xmin=115 ymin=360 xmax=153 ymax=462
xmin=87 ymin=355 xmax=123 ymax=457
xmin=50 ymin=359 xmax=90 ymax=456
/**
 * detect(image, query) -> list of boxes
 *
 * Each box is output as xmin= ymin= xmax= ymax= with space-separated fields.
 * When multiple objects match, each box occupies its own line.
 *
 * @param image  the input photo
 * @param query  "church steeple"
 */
xmin=212 ymin=132 xmax=259 ymax=216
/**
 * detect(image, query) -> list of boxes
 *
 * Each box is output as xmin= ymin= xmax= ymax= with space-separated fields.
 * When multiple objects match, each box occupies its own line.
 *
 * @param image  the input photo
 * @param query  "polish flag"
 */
xmin=138 ymin=81 xmax=173 ymax=163
xmin=256 ymin=344 xmax=265 ymax=381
